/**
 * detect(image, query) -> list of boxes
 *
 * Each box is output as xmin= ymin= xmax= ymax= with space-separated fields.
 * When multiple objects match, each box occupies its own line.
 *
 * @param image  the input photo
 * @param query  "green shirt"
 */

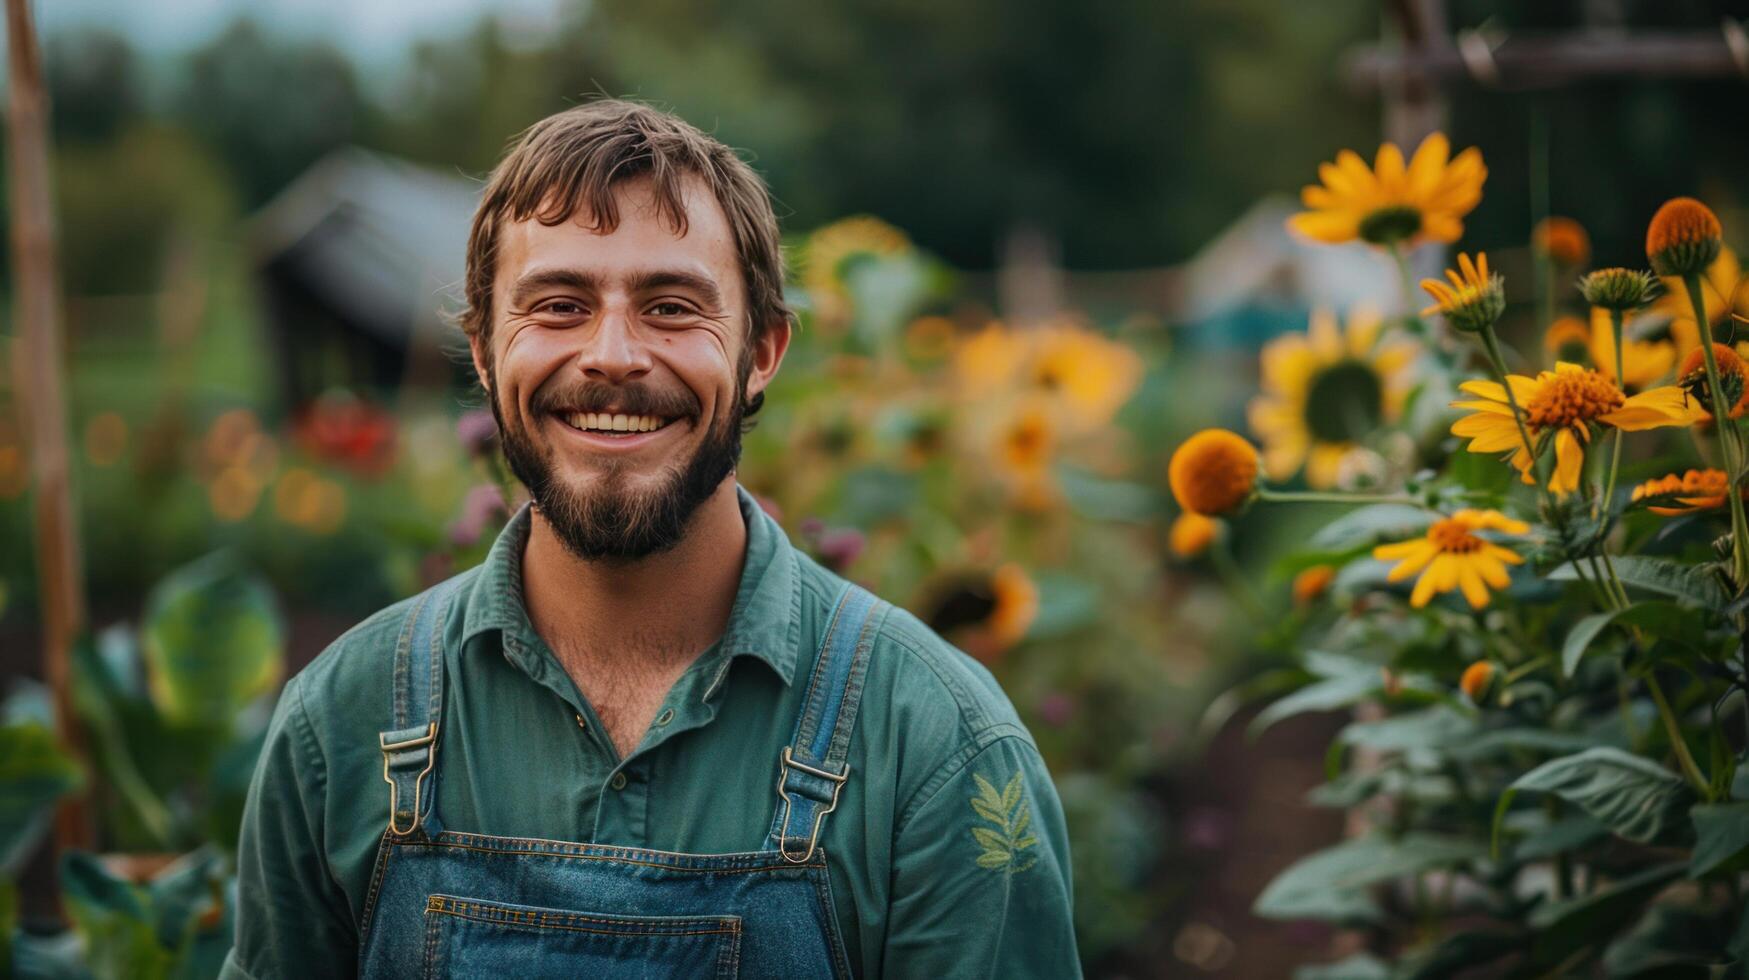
xmin=222 ymin=484 xmax=1079 ymax=979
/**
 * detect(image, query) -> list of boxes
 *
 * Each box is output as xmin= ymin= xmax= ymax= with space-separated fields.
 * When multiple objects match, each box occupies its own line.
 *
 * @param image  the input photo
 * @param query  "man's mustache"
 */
xmin=530 ymin=380 xmax=701 ymax=420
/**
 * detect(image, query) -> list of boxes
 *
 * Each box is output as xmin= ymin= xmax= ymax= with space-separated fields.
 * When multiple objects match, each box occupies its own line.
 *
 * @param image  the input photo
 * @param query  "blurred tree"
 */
xmin=45 ymin=29 xmax=141 ymax=146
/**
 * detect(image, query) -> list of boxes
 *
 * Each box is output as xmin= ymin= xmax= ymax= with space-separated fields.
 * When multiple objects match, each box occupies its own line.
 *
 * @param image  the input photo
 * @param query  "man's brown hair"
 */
xmin=460 ymin=98 xmax=793 ymax=351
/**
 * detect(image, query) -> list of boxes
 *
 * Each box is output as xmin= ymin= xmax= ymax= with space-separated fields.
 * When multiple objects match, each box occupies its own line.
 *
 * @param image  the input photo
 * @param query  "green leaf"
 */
xmin=1449 ymin=728 xmax=1597 ymax=762
xmin=974 ymin=851 xmax=1011 ymax=870
xmin=1508 ymin=747 xmax=1694 ymax=845
xmin=1337 ymin=705 xmax=1475 ymax=754
xmin=0 ymin=723 xmax=83 ymax=874
xmin=1548 ymin=556 xmax=1726 ymax=608
xmin=1250 ymin=670 xmax=1380 ymax=738
xmin=1293 ymin=952 xmax=1390 ymax=980
xmin=1688 ymin=803 xmax=1749 ymax=877
xmin=970 ymin=799 xmax=1007 ymax=827
xmin=1307 ymin=504 xmax=1435 ymax=552
xmin=1602 ymin=905 xmax=1734 ymax=975
xmin=1398 ymin=929 xmax=1524 ymax=979
xmin=61 ymin=851 xmax=174 ymax=980
xmin=972 ymin=827 xmax=1010 ymax=854
xmin=142 ymin=552 xmax=284 ymax=729
xmin=1526 ymin=862 xmax=1686 ymax=971
xmin=1254 ymin=834 xmax=1486 ymax=924
xmin=971 ymin=773 xmax=1004 ymax=812
xmin=1000 ymin=772 xmax=1022 ymax=813
xmin=1512 ymin=814 xmax=1606 ymax=862
xmin=1561 ymin=610 xmax=1621 ymax=677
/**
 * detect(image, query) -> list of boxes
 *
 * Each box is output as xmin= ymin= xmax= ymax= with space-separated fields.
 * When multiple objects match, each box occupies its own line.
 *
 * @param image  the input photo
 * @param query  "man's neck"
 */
xmin=521 ymin=479 xmax=748 ymax=671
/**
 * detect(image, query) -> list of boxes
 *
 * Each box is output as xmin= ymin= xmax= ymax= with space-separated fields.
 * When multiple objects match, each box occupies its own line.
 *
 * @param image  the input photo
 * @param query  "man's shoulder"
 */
xmin=286 ymin=566 xmax=487 ymax=727
xmin=794 ymin=555 xmax=1034 ymax=754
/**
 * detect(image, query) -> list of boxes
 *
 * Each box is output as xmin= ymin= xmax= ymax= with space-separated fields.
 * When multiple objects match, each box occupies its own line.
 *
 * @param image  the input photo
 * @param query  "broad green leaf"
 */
xmin=1512 ymin=814 xmax=1606 ymax=862
xmin=1449 ymin=728 xmax=1596 ymax=762
xmin=1398 ymin=929 xmax=1524 ymax=979
xmin=61 ymin=851 xmax=173 ymax=980
xmin=972 ymin=827 xmax=1010 ymax=853
xmin=1508 ymin=747 xmax=1693 ymax=844
xmin=1254 ymin=834 xmax=1486 ymax=924
xmin=1526 ymin=862 xmax=1685 ymax=971
xmin=1688 ymin=803 xmax=1749 ymax=877
xmin=1293 ymin=952 xmax=1390 ymax=979
xmin=1250 ymin=670 xmax=1380 ymax=738
xmin=1306 ymin=504 xmax=1435 ymax=552
xmin=1548 ymin=556 xmax=1726 ymax=608
xmin=142 ymin=552 xmax=284 ymax=729
xmin=0 ymin=723 xmax=83 ymax=874
xmin=1337 ymin=705 xmax=1475 ymax=754
xmin=1561 ymin=610 xmax=1620 ymax=677
xmin=1603 ymin=905 xmax=1735 ymax=975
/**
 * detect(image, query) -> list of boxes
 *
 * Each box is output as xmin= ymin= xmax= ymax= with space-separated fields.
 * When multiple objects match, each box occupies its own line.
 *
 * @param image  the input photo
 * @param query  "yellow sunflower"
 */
xmin=1648 ymin=245 xmax=1747 ymax=356
xmin=1450 ymin=362 xmax=1698 ymax=497
xmin=1247 ymin=307 xmax=1418 ymax=489
xmin=952 ymin=320 xmax=1143 ymax=429
xmin=1288 ymin=132 xmax=1486 ymax=247
xmin=1631 ymin=468 xmax=1741 ymax=516
xmin=802 ymin=215 xmax=912 ymax=328
xmin=1372 ymin=508 xmax=1529 ymax=609
xmin=1589 ymin=306 xmax=1675 ymax=392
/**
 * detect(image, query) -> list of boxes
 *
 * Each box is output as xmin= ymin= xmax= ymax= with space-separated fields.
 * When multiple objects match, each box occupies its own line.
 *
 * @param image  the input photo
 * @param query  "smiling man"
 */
xmin=222 ymin=99 xmax=1080 ymax=979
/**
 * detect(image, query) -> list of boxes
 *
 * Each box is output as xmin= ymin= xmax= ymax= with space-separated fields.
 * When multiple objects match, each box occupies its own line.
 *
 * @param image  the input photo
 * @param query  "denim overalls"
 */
xmin=355 ymin=575 xmax=890 ymax=978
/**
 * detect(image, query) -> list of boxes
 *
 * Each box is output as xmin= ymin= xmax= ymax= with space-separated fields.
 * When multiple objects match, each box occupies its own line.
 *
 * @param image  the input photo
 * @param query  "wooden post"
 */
xmin=6 ymin=0 xmax=92 ymax=851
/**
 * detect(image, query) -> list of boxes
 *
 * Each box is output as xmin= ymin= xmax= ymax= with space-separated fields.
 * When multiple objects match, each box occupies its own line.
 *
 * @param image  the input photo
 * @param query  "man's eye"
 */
xmin=650 ymin=301 xmax=692 ymax=317
xmin=539 ymin=301 xmax=587 ymax=317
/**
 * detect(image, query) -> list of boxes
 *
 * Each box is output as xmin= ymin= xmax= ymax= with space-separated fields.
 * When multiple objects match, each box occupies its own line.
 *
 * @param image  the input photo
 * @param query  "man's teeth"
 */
xmin=563 ymin=412 xmax=671 ymax=433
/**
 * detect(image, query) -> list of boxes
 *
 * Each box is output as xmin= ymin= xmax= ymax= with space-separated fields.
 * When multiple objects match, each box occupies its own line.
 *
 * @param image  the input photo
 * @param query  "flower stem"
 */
xmin=1477 ymin=326 xmax=1540 ymax=469
xmin=1254 ymin=488 xmax=1420 ymax=506
xmin=1681 ymin=272 xmax=1749 ymax=587
xmin=1596 ymin=309 xmax=1628 ymax=521
xmin=1644 ymin=670 xmax=1711 ymax=797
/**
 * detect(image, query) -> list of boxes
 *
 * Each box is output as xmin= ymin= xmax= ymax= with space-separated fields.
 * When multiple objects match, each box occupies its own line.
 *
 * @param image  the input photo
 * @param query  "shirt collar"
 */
xmin=459 ymin=483 xmax=801 ymax=687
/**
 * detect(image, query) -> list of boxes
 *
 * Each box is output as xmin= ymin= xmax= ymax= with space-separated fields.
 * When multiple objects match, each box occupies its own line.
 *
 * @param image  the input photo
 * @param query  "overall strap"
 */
xmin=769 ymin=581 xmax=888 ymax=863
xmin=378 ymin=576 xmax=464 ymax=837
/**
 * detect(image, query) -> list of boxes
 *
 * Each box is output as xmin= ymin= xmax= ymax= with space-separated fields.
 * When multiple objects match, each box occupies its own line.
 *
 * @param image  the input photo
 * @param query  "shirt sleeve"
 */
xmin=883 ymin=735 xmax=1081 ymax=979
xmin=222 ymin=676 xmax=358 ymax=980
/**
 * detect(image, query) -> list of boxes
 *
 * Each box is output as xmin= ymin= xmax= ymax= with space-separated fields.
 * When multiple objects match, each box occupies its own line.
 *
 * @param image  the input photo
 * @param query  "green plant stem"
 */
xmin=1207 ymin=535 xmax=1268 ymax=620
xmin=1645 ymin=671 xmax=1711 ymax=797
xmin=1598 ymin=549 xmax=1631 ymax=610
xmin=1477 ymin=327 xmax=1540 ymax=469
xmin=1681 ymin=272 xmax=1749 ymax=587
xmin=1596 ymin=309 xmax=1628 ymax=521
xmin=1253 ymin=488 xmax=1420 ymax=506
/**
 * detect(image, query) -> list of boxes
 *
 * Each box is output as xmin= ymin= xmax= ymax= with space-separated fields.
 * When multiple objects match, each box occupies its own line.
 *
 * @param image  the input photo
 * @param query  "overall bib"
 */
xmin=355 ymin=576 xmax=890 ymax=979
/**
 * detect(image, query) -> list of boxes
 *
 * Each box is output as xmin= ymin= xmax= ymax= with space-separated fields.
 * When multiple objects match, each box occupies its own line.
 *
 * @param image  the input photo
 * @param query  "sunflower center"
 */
xmin=1358 ymin=205 xmax=1423 ymax=246
xmin=1428 ymin=518 xmax=1484 ymax=554
xmin=1304 ymin=359 xmax=1385 ymax=443
xmin=1524 ymin=370 xmax=1624 ymax=429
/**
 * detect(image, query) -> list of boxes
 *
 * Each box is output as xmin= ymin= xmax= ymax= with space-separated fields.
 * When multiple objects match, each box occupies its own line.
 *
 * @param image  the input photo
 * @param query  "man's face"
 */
xmin=473 ymin=175 xmax=787 ymax=561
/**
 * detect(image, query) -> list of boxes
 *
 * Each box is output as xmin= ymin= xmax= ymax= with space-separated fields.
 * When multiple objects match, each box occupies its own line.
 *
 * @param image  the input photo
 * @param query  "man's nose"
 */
xmin=574 ymin=303 xmax=654 ymax=383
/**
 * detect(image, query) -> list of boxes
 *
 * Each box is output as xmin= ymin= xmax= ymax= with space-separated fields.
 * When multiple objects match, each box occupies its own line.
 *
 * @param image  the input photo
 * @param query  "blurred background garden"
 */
xmin=5 ymin=0 xmax=1749 ymax=976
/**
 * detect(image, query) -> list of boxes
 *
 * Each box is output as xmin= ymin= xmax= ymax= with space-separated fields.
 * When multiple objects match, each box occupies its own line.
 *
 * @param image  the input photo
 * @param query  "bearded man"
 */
xmin=223 ymin=99 xmax=1080 ymax=979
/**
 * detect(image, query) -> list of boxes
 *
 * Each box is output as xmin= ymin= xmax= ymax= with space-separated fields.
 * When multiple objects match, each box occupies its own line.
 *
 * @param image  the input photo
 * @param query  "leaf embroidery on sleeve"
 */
xmin=969 ymin=771 xmax=1039 ymax=873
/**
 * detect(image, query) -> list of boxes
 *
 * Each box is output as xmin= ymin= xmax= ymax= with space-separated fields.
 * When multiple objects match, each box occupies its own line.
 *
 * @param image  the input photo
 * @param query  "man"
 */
xmin=222 ymin=98 xmax=1079 ymax=979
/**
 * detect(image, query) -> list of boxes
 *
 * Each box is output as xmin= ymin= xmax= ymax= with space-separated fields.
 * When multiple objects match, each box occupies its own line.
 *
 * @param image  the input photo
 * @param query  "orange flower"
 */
xmin=1288 ymin=133 xmax=1486 ymax=247
xmin=1647 ymin=197 xmax=1723 ymax=278
xmin=1543 ymin=315 xmax=1591 ymax=362
xmin=1293 ymin=565 xmax=1336 ymax=605
xmin=1460 ymin=661 xmax=1498 ymax=703
xmin=1169 ymin=512 xmax=1219 ymax=558
xmin=1534 ymin=216 xmax=1590 ymax=267
xmin=1372 ymin=509 xmax=1529 ymax=608
xmin=1631 ymin=468 xmax=1740 ymax=515
xmin=1168 ymin=429 xmax=1260 ymax=516
xmin=1677 ymin=342 xmax=1748 ymax=421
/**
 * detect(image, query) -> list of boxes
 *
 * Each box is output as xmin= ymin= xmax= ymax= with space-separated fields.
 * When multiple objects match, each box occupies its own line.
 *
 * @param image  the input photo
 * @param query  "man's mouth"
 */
xmin=556 ymin=411 xmax=679 ymax=437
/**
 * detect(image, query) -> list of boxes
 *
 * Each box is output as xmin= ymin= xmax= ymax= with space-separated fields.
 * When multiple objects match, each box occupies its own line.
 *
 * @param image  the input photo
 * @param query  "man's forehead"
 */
xmin=499 ymin=174 xmax=736 ymax=267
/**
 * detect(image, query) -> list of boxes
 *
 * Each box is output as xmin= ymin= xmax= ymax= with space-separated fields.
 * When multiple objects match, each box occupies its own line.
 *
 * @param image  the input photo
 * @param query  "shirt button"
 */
xmin=654 ymin=708 xmax=674 ymax=726
xmin=574 ymin=713 xmax=588 ymax=731
xmin=610 ymin=772 xmax=628 ymax=791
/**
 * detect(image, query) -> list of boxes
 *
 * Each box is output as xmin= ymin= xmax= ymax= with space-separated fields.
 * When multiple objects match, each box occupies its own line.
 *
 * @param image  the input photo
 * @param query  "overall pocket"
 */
xmin=422 ymin=895 xmax=741 ymax=979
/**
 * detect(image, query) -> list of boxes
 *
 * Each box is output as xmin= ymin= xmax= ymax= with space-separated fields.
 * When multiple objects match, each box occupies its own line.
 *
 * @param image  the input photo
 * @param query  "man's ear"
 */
xmin=469 ymin=331 xmax=492 ymax=398
xmin=743 ymin=318 xmax=792 ymax=402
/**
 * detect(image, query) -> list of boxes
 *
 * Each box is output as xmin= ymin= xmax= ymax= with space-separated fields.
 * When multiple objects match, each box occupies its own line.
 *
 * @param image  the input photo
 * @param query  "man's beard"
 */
xmin=487 ymin=356 xmax=748 ymax=562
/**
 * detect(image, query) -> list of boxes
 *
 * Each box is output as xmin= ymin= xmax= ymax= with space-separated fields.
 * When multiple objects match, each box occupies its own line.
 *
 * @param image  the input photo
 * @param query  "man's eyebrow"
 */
xmin=507 ymin=269 xmax=601 ymax=307
xmin=629 ymin=269 xmax=724 ymax=309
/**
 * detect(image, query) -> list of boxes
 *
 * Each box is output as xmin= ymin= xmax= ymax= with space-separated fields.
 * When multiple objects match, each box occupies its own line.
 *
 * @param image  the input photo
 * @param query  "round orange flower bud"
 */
xmin=1677 ymin=342 xmax=1748 ymax=420
xmin=1647 ymin=197 xmax=1723 ymax=277
xmin=1168 ymin=512 xmax=1219 ymax=558
xmin=1168 ymin=428 xmax=1260 ymax=516
xmin=1292 ymin=564 xmax=1335 ymax=605
xmin=1534 ymin=216 xmax=1590 ymax=268
xmin=1459 ymin=661 xmax=1498 ymax=704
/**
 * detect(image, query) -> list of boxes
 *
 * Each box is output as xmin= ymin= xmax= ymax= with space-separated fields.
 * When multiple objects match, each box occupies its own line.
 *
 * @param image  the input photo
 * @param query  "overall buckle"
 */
xmin=775 ymin=746 xmax=848 ymax=864
xmin=380 ymin=723 xmax=437 ymax=836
